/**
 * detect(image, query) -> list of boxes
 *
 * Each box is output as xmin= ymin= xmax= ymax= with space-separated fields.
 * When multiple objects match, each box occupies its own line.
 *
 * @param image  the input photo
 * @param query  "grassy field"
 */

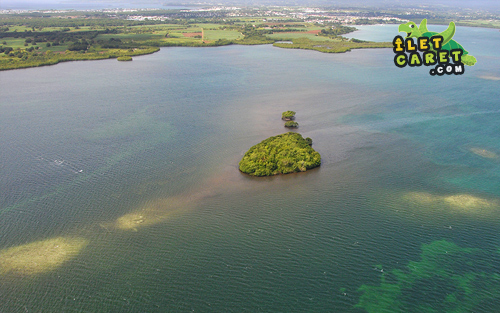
xmin=5 ymin=26 xmax=70 ymax=32
xmin=0 ymin=38 xmax=69 ymax=52
xmin=1 ymin=37 xmax=31 ymax=49
xmin=457 ymin=19 xmax=500 ymax=28
xmin=95 ymin=33 xmax=166 ymax=41
xmin=161 ymin=37 xmax=201 ymax=44
xmin=196 ymin=23 xmax=224 ymax=29
xmin=129 ymin=24 xmax=184 ymax=30
xmin=203 ymin=29 xmax=242 ymax=41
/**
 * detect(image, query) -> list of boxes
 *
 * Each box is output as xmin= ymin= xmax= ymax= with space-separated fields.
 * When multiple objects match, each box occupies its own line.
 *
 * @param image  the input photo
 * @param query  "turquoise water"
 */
xmin=1 ymin=25 xmax=500 ymax=312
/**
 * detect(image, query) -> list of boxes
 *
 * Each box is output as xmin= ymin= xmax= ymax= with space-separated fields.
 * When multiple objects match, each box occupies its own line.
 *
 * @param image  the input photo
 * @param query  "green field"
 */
xmin=203 ymin=29 xmax=242 ymax=41
xmin=457 ymin=19 xmax=500 ymax=28
xmin=162 ymin=37 xmax=201 ymax=44
xmin=196 ymin=23 xmax=224 ymax=29
xmin=5 ymin=26 xmax=71 ymax=32
xmin=96 ymin=33 xmax=165 ymax=41
xmin=0 ymin=38 xmax=69 ymax=52
xmin=129 ymin=24 xmax=184 ymax=30
xmin=1 ymin=37 xmax=32 ymax=49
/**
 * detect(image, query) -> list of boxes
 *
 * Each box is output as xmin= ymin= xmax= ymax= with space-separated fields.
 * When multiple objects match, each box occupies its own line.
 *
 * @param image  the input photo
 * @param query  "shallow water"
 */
xmin=1 ymin=25 xmax=500 ymax=312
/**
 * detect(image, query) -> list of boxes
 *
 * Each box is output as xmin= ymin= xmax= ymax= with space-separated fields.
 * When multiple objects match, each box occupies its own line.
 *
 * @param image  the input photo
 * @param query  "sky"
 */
xmin=2 ymin=0 xmax=500 ymax=11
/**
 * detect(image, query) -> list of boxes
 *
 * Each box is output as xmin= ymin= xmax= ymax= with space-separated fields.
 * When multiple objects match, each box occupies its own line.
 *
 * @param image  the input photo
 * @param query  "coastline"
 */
xmin=0 ymin=39 xmax=391 ymax=71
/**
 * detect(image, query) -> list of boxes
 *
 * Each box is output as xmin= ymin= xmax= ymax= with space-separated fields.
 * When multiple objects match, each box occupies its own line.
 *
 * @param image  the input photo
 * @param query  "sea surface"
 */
xmin=1 ymin=25 xmax=500 ymax=312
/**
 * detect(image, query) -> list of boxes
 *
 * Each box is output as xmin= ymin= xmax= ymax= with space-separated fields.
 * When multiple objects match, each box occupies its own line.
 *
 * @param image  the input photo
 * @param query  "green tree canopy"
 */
xmin=239 ymin=132 xmax=321 ymax=176
xmin=282 ymin=111 xmax=296 ymax=120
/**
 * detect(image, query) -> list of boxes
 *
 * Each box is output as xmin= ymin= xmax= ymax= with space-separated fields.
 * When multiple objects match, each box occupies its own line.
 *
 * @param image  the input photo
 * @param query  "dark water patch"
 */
xmin=357 ymin=240 xmax=500 ymax=313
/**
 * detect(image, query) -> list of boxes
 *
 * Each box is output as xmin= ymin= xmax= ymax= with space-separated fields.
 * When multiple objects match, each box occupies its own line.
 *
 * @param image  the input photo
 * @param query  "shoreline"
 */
xmin=0 ymin=41 xmax=392 ymax=71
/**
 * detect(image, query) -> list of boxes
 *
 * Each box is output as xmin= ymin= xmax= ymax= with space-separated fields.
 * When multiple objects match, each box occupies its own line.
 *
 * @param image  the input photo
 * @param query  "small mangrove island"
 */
xmin=284 ymin=121 xmax=299 ymax=128
xmin=282 ymin=111 xmax=296 ymax=121
xmin=117 ymin=56 xmax=132 ymax=61
xmin=239 ymin=132 xmax=321 ymax=176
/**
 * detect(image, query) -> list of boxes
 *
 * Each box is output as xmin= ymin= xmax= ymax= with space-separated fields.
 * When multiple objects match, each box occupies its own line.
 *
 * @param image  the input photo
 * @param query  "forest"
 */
xmin=239 ymin=132 xmax=321 ymax=176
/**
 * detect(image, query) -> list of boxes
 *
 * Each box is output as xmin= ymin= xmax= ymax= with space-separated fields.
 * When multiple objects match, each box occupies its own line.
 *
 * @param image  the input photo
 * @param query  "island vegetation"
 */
xmin=273 ymin=38 xmax=391 ymax=53
xmin=281 ymin=111 xmax=296 ymax=120
xmin=117 ymin=56 xmax=132 ymax=61
xmin=318 ymin=25 xmax=358 ymax=39
xmin=239 ymin=132 xmax=321 ymax=176
xmin=284 ymin=121 xmax=299 ymax=128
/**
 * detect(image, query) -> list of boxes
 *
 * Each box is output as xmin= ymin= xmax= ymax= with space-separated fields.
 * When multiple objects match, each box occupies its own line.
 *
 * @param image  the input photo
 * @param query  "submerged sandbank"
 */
xmin=402 ymin=191 xmax=500 ymax=216
xmin=0 ymin=237 xmax=88 ymax=276
xmin=469 ymin=147 xmax=499 ymax=159
xmin=478 ymin=75 xmax=500 ymax=81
